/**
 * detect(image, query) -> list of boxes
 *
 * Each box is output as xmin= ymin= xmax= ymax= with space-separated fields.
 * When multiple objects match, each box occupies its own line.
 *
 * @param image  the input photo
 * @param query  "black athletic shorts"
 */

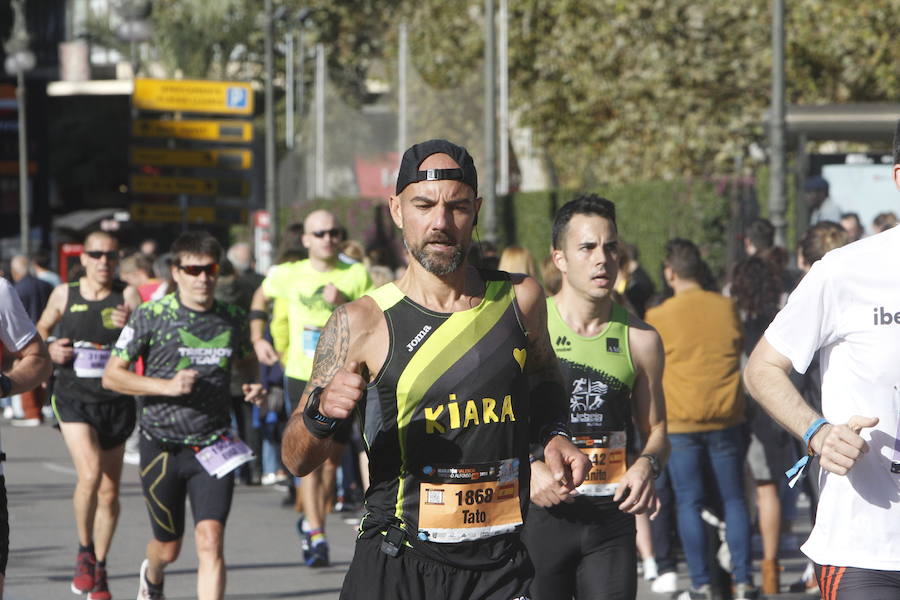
xmin=340 ymin=534 xmax=533 ymax=600
xmin=816 ymin=564 xmax=900 ymax=600
xmin=0 ymin=475 xmax=7 ymax=575
xmin=52 ymin=394 xmax=136 ymax=450
xmin=139 ymin=434 xmax=234 ymax=543
xmin=286 ymin=377 xmax=352 ymax=445
xmin=521 ymin=502 xmax=637 ymax=600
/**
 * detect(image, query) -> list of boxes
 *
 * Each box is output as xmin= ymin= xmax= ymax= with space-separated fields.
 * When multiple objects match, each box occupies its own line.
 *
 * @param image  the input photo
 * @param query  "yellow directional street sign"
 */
xmin=133 ymin=78 xmax=254 ymax=115
xmin=130 ymin=203 xmax=217 ymax=223
xmin=130 ymin=175 xmax=250 ymax=197
xmin=132 ymin=119 xmax=254 ymax=143
xmin=131 ymin=147 xmax=253 ymax=170
xmin=131 ymin=175 xmax=215 ymax=195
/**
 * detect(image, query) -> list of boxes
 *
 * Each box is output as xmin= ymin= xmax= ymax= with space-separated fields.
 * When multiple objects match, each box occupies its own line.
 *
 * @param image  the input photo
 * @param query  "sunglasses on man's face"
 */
xmin=311 ymin=228 xmax=343 ymax=239
xmin=84 ymin=250 xmax=118 ymax=261
xmin=177 ymin=263 xmax=220 ymax=277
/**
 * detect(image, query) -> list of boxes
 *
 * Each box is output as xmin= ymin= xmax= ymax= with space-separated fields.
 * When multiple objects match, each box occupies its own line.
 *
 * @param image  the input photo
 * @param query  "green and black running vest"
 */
xmin=55 ymin=281 xmax=129 ymax=404
xmin=547 ymin=298 xmax=636 ymax=506
xmin=358 ymin=270 xmax=531 ymax=568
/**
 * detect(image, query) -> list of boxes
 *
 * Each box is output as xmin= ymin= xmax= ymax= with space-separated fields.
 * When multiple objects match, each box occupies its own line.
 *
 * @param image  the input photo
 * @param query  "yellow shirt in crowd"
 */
xmin=262 ymin=259 xmax=373 ymax=381
xmin=645 ymin=288 xmax=745 ymax=434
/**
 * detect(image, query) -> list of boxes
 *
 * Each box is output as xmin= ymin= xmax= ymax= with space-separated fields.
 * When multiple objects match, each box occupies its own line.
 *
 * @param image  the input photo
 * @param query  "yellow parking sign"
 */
xmin=133 ymin=78 xmax=254 ymax=115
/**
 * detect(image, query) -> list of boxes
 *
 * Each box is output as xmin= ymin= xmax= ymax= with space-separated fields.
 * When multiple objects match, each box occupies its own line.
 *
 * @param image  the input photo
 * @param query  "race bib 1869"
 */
xmin=574 ymin=431 xmax=627 ymax=496
xmin=417 ymin=458 xmax=522 ymax=543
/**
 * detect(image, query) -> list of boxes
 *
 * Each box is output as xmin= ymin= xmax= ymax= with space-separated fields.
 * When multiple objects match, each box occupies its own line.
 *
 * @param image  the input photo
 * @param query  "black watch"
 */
xmin=0 ymin=373 xmax=10 ymax=398
xmin=302 ymin=386 xmax=342 ymax=439
xmin=639 ymin=454 xmax=661 ymax=479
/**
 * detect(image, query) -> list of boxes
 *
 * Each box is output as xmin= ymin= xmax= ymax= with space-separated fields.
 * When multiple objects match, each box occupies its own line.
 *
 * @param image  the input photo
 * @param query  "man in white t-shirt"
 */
xmin=744 ymin=121 xmax=900 ymax=599
xmin=0 ymin=278 xmax=53 ymax=596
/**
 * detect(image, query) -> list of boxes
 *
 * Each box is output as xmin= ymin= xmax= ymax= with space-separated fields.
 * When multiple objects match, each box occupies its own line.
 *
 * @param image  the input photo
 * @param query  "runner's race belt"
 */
xmin=417 ymin=458 xmax=522 ymax=543
xmin=574 ymin=431 xmax=627 ymax=496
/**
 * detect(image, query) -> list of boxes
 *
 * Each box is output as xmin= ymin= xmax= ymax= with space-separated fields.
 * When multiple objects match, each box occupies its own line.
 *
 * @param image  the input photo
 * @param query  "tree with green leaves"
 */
xmin=87 ymin=0 xmax=899 ymax=187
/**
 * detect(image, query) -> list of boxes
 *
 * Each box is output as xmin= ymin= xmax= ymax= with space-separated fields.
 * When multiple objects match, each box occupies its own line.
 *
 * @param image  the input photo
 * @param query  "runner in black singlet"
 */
xmin=521 ymin=197 xmax=668 ymax=600
xmin=281 ymin=139 xmax=591 ymax=600
xmin=36 ymin=231 xmax=141 ymax=599
xmin=103 ymin=231 xmax=264 ymax=600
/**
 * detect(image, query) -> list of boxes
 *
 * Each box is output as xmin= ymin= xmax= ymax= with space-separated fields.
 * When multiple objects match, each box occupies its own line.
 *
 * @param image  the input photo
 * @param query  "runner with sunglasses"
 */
xmin=103 ymin=231 xmax=264 ymax=600
xmin=36 ymin=230 xmax=142 ymax=599
xmin=250 ymin=209 xmax=372 ymax=567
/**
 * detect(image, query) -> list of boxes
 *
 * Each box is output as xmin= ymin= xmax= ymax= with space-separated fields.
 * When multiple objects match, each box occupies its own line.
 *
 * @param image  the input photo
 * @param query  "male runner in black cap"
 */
xmin=282 ymin=139 xmax=590 ymax=600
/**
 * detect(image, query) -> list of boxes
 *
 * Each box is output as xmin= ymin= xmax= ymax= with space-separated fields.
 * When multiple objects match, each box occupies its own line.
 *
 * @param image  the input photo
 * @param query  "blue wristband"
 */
xmin=785 ymin=418 xmax=830 ymax=488
xmin=802 ymin=418 xmax=830 ymax=454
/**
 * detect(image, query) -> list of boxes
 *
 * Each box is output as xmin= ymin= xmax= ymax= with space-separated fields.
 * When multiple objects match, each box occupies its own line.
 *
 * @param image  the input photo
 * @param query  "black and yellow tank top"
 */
xmin=359 ymin=270 xmax=531 ymax=568
xmin=55 ymin=281 xmax=130 ymax=404
xmin=547 ymin=298 xmax=636 ymax=505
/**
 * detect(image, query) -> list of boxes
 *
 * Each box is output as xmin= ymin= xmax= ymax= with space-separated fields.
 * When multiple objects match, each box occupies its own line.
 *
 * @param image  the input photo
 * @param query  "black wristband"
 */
xmin=538 ymin=422 xmax=572 ymax=447
xmin=248 ymin=309 xmax=269 ymax=322
xmin=0 ymin=373 xmax=10 ymax=397
xmin=302 ymin=386 xmax=342 ymax=439
xmin=639 ymin=454 xmax=661 ymax=479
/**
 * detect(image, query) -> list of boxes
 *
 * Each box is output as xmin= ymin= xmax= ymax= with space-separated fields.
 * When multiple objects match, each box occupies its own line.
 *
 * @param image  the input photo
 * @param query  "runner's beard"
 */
xmin=404 ymin=235 xmax=467 ymax=276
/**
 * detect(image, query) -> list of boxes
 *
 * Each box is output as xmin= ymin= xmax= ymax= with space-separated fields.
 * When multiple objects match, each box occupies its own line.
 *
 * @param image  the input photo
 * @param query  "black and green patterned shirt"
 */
xmin=112 ymin=293 xmax=250 ymax=446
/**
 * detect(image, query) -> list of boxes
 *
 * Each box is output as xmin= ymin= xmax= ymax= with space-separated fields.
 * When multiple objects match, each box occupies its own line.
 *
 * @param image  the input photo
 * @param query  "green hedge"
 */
xmin=495 ymin=180 xmax=730 ymax=287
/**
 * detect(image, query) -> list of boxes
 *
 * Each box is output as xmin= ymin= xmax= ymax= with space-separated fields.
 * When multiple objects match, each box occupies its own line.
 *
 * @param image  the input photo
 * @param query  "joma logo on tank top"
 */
xmin=424 ymin=393 xmax=517 ymax=434
xmin=406 ymin=325 xmax=433 ymax=352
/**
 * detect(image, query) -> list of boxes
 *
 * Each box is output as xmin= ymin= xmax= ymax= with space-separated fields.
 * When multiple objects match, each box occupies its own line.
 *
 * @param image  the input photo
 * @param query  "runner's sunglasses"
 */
xmin=84 ymin=250 xmax=119 ymax=260
xmin=310 ymin=228 xmax=345 ymax=239
xmin=176 ymin=263 xmax=220 ymax=277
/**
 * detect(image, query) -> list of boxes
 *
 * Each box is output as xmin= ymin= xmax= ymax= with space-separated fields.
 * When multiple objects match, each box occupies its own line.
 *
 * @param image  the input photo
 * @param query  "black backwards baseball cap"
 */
xmin=395 ymin=139 xmax=478 ymax=195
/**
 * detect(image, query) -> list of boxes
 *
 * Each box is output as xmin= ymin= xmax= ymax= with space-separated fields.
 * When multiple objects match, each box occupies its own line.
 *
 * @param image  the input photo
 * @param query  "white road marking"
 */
xmin=42 ymin=462 xmax=77 ymax=476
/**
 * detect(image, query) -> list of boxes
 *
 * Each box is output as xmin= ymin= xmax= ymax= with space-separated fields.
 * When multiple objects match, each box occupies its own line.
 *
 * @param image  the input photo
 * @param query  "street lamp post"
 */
xmin=769 ymin=0 xmax=787 ymax=247
xmin=264 ymin=0 xmax=278 ymax=252
xmin=483 ymin=0 xmax=497 ymax=242
xmin=4 ymin=0 xmax=36 ymax=256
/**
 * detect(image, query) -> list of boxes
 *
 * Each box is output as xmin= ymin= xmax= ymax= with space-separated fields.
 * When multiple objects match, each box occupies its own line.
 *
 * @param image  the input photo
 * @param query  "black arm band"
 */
xmin=248 ymin=310 xmax=269 ymax=322
xmin=302 ymin=387 xmax=342 ymax=439
xmin=529 ymin=379 xmax=570 ymax=443
xmin=528 ymin=423 xmax=572 ymax=462
xmin=303 ymin=411 xmax=339 ymax=439
xmin=538 ymin=424 xmax=572 ymax=447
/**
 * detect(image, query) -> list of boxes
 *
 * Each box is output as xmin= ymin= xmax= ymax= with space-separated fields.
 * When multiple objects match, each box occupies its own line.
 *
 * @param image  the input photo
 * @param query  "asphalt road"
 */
xmin=2 ymin=423 xmax=815 ymax=599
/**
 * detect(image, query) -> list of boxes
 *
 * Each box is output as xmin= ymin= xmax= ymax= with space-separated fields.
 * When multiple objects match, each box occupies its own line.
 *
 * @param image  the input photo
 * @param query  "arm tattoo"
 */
xmin=308 ymin=305 xmax=350 ymax=390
